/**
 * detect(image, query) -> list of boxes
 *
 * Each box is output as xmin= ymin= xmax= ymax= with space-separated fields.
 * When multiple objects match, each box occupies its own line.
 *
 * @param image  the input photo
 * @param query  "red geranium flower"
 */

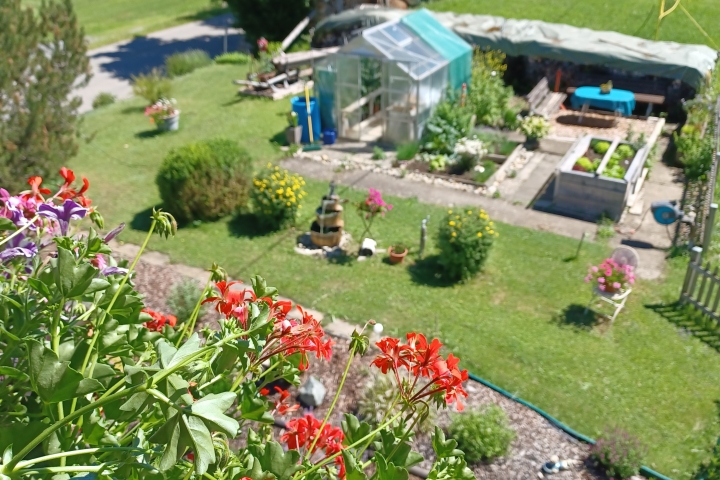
xmin=143 ymin=308 xmax=177 ymax=332
xmin=21 ymin=176 xmax=51 ymax=203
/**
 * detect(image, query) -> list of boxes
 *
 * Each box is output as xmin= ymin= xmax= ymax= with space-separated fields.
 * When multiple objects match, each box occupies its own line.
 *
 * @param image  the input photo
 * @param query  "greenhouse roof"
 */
xmin=342 ymin=9 xmax=472 ymax=81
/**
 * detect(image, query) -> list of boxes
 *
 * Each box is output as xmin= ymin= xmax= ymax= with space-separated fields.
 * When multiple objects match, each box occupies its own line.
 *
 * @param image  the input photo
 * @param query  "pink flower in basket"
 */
xmin=586 ymin=258 xmax=634 ymax=293
xmin=144 ymin=97 xmax=178 ymax=126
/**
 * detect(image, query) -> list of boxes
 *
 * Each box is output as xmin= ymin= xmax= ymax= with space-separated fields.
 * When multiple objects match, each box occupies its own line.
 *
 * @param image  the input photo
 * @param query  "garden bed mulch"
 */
xmin=128 ymin=257 xmax=604 ymax=480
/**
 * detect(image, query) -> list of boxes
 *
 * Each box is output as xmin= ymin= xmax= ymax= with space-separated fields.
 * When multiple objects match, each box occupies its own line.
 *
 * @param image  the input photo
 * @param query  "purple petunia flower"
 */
xmin=103 ymin=223 xmax=125 ymax=243
xmin=0 ymin=234 xmax=38 ymax=263
xmin=37 ymin=199 xmax=88 ymax=236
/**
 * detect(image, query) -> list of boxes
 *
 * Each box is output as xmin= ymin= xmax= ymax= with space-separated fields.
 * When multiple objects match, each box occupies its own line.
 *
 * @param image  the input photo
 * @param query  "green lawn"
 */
xmin=72 ymin=63 xmax=720 ymax=478
xmin=24 ymin=0 xmax=226 ymax=48
xmin=427 ymin=0 xmax=720 ymax=48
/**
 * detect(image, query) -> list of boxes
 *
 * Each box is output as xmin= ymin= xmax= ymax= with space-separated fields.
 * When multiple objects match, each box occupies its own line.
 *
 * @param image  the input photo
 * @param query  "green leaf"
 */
xmin=27 ymin=278 xmax=51 ymax=298
xmin=431 ymin=426 xmax=464 ymax=459
xmin=157 ymin=334 xmax=202 ymax=369
xmin=251 ymin=275 xmax=278 ymax=300
xmin=85 ymin=278 xmax=111 ymax=295
xmin=181 ymin=415 xmax=215 ymax=475
xmin=374 ymin=453 xmax=409 ymax=480
xmin=256 ymin=441 xmax=301 ymax=480
xmin=53 ymin=247 xmax=99 ymax=298
xmin=238 ymin=383 xmax=273 ymax=424
xmin=191 ymin=392 xmax=240 ymax=437
xmin=26 ymin=339 xmax=104 ymax=403
xmin=0 ymin=366 xmax=29 ymax=382
xmin=341 ymin=413 xmax=372 ymax=446
xmin=373 ymin=430 xmax=422 ymax=469
xmin=119 ymin=392 xmax=150 ymax=416
xmin=91 ymin=363 xmax=117 ymax=388
xmin=0 ymin=218 xmax=17 ymax=231
xmin=154 ymin=413 xmax=182 ymax=472
xmin=350 ymin=330 xmax=369 ymax=357
xmin=342 ymin=450 xmax=368 ymax=480
xmin=214 ymin=344 xmax=239 ymax=373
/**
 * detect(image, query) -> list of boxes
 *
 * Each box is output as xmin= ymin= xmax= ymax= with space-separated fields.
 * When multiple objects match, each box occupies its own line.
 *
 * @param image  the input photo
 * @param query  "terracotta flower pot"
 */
xmin=387 ymin=246 xmax=408 ymax=264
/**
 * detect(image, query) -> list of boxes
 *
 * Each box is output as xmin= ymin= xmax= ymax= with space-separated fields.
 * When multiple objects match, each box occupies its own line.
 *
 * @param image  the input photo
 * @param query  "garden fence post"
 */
xmin=703 ymin=203 xmax=718 ymax=256
xmin=419 ymin=216 xmax=429 ymax=259
xmin=682 ymin=246 xmax=703 ymax=301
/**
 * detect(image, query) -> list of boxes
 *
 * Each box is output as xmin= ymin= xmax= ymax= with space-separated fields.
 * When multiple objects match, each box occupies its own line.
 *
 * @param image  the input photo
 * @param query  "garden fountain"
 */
xmin=310 ymin=181 xmax=344 ymax=247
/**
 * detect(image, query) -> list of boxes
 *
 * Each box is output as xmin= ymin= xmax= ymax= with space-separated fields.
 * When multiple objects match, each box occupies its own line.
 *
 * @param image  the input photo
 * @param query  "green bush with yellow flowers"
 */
xmin=438 ymin=207 xmax=498 ymax=281
xmin=251 ymin=163 xmax=307 ymax=230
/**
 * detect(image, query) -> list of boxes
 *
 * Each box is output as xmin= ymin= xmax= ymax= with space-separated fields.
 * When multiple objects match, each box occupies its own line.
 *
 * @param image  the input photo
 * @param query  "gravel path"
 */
xmin=126 ymin=256 xmax=606 ymax=480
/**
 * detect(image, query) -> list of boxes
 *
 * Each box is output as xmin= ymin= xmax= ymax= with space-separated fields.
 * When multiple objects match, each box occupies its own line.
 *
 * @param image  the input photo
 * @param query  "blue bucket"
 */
xmin=291 ymin=96 xmax=321 ymax=144
xmin=322 ymin=129 xmax=337 ymax=145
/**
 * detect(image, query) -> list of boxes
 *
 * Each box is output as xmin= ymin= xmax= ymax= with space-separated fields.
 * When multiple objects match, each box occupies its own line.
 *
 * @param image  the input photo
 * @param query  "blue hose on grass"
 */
xmin=466 ymin=372 xmax=673 ymax=480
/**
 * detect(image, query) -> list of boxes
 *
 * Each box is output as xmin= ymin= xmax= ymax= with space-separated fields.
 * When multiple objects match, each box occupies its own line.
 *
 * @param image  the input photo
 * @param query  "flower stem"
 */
xmin=0 ymin=215 xmax=39 ymax=247
xmin=5 ymin=385 xmax=145 ymax=473
xmin=304 ymin=343 xmax=357 ymax=461
xmin=69 ymin=220 xmax=157 ymax=419
xmin=175 ymin=276 xmax=212 ymax=348
xmin=299 ymin=411 xmax=404 ymax=479
xmin=15 ymin=447 xmax=142 ymax=469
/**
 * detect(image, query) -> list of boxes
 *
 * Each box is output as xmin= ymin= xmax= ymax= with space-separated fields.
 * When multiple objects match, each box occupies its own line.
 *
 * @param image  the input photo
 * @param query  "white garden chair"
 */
xmin=584 ymin=246 xmax=639 ymax=323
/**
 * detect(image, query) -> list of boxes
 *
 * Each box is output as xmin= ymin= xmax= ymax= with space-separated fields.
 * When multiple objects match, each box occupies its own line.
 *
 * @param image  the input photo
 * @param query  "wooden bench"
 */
xmin=566 ymin=87 xmax=665 ymax=117
xmin=526 ymin=77 xmax=567 ymax=118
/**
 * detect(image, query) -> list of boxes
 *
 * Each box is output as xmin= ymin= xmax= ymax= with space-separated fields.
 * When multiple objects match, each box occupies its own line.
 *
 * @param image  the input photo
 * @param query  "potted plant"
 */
xmin=519 ymin=115 xmax=549 ymax=150
xmin=145 ymin=97 xmax=180 ymax=131
xmin=286 ymin=111 xmax=302 ymax=145
xmin=387 ymin=243 xmax=408 ymax=264
xmin=600 ymin=80 xmax=613 ymax=94
xmin=585 ymin=258 xmax=635 ymax=294
xmin=355 ymin=188 xmax=392 ymax=241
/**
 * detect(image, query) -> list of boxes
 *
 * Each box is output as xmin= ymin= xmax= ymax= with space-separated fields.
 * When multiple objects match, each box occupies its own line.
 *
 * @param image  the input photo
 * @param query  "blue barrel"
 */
xmin=291 ymin=96 xmax=321 ymax=144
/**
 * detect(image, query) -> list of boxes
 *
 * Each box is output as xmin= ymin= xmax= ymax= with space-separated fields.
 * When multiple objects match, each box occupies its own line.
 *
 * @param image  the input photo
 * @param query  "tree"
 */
xmin=0 ymin=0 xmax=90 ymax=193
xmin=226 ymin=0 xmax=311 ymax=47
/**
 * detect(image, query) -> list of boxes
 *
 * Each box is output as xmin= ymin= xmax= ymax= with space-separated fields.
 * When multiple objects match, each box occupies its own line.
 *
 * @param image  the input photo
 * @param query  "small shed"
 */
xmin=314 ymin=9 xmax=472 ymax=144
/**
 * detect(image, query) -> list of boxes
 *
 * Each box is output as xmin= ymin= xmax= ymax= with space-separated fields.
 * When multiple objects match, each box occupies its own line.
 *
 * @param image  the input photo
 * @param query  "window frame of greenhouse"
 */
xmin=314 ymin=9 xmax=472 ymax=145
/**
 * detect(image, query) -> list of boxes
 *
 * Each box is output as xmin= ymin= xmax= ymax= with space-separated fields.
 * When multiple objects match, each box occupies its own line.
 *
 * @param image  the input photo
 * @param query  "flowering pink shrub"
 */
xmin=355 ymin=188 xmax=393 ymax=238
xmin=585 ymin=258 xmax=635 ymax=292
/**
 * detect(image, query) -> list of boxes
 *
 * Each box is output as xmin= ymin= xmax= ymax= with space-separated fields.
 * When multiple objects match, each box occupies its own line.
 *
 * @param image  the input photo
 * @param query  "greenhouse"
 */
xmin=314 ymin=9 xmax=472 ymax=144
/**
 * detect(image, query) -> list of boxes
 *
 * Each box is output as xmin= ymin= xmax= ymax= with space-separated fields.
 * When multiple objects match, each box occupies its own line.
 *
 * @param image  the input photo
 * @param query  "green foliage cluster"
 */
xmin=372 ymin=146 xmax=386 ymax=161
xmin=131 ymin=68 xmax=173 ymax=105
xmin=574 ymin=156 xmax=601 ymax=173
xmin=675 ymin=125 xmax=713 ymax=181
xmin=448 ymin=405 xmax=515 ymax=463
xmin=593 ymin=140 xmax=611 ymax=155
xmin=591 ymin=428 xmax=647 ymax=479
xmin=215 ymin=51 xmax=252 ymax=65
xmin=396 ymin=141 xmax=420 ymax=161
xmin=466 ymin=49 xmax=519 ymax=129
xmin=438 ymin=207 xmax=497 ymax=281
xmin=474 ymin=160 xmax=497 ymax=184
xmin=250 ymin=164 xmax=306 ymax=231
xmin=615 ymin=144 xmax=635 ymax=160
xmin=156 ymin=138 xmax=253 ymax=223
xmin=358 ymin=374 xmax=436 ymax=434
xmin=92 ymin=92 xmax=116 ymax=109
xmin=226 ymin=0 xmax=311 ymax=46
xmin=165 ymin=49 xmax=212 ymax=77
xmin=421 ymin=97 xmax=472 ymax=156
xmin=0 ymin=0 xmax=90 ymax=193
xmin=167 ymin=278 xmax=210 ymax=323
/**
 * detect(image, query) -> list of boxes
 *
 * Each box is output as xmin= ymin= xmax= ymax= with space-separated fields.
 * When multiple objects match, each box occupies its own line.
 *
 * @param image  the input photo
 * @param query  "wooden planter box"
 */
xmin=552 ymin=135 xmax=649 ymax=221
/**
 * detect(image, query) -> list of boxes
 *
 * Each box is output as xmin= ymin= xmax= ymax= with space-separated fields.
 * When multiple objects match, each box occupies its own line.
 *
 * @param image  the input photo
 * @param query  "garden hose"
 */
xmin=466 ymin=372 xmax=674 ymax=480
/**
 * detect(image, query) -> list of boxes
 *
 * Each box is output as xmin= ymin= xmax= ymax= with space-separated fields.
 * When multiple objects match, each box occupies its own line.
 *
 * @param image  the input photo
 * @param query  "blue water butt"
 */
xmin=291 ymin=96 xmax=321 ymax=144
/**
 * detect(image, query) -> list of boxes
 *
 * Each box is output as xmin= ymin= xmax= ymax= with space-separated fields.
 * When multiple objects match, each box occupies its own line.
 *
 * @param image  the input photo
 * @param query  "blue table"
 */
xmin=570 ymin=86 xmax=636 ymax=116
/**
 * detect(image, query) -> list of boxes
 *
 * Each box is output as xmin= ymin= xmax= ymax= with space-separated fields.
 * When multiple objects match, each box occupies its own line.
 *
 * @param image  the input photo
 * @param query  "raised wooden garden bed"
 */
xmin=552 ymin=135 xmax=649 ymax=220
xmin=403 ymin=142 xmax=522 ymax=187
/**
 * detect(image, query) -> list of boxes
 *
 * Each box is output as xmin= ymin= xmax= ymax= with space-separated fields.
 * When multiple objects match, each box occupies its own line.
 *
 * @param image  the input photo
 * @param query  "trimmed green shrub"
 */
xmin=438 ymin=207 xmax=497 ymax=281
xmin=166 ymin=49 xmax=212 ymax=77
xmin=396 ymin=141 xmax=420 ymax=161
xmin=448 ymin=405 xmax=515 ymax=463
xmin=251 ymin=164 xmax=307 ymax=230
xmin=92 ymin=92 xmax=116 ymax=109
xmin=167 ymin=278 xmax=209 ymax=323
xmin=372 ymin=146 xmax=386 ymax=160
xmin=131 ymin=68 xmax=172 ymax=104
xmin=214 ymin=51 xmax=252 ymax=65
xmin=590 ymin=428 xmax=646 ymax=479
xmin=156 ymin=138 xmax=253 ymax=223
xmin=358 ymin=373 xmax=436 ymax=434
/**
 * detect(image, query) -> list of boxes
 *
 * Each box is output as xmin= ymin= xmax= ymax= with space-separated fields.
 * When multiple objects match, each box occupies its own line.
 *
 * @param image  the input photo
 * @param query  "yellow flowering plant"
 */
xmin=251 ymin=163 xmax=307 ymax=230
xmin=438 ymin=208 xmax=498 ymax=281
